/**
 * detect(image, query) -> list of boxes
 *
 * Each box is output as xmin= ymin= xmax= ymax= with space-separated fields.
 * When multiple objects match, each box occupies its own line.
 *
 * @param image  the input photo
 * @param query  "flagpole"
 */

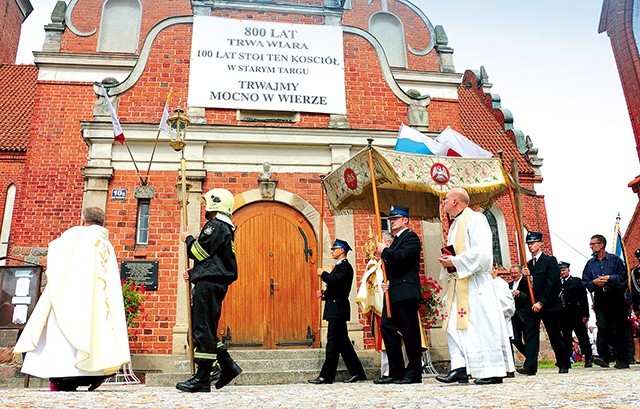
xmin=613 ymin=213 xmax=632 ymax=291
xmin=366 ymin=139 xmax=392 ymax=317
xmin=100 ymin=84 xmax=145 ymax=186
xmin=123 ymin=140 xmax=145 ymax=186
xmin=144 ymin=128 xmax=162 ymax=186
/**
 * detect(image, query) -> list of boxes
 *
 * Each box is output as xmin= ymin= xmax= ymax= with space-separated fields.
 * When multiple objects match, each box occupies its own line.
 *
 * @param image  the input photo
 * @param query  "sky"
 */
xmin=16 ymin=1 xmax=639 ymax=277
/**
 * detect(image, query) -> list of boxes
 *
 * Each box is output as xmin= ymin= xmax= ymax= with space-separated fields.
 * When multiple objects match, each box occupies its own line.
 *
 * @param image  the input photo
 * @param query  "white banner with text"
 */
xmin=188 ymin=16 xmax=347 ymax=114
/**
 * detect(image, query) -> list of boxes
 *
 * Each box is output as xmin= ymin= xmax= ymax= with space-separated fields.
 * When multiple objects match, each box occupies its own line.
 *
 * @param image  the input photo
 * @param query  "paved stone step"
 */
xmin=146 ymin=349 xmax=381 ymax=386
xmin=173 ymin=356 xmax=377 ymax=372
xmin=213 ymin=348 xmax=327 ymax=360
xmin=171 ymin=348 xmax=376 ymax=372
xmin=236 ymin=356 xmax=376 ymax=372
xmin=146 ymin=367 xmax=381 ymax=387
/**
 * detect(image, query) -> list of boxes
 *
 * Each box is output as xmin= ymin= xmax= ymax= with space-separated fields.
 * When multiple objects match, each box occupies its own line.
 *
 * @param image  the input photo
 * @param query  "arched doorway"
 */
xmin=218 ymin=201 xmax=320 ymax=348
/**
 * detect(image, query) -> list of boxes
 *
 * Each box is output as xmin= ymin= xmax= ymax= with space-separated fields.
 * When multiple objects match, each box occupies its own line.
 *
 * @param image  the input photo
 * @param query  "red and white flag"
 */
xmin=101 ymin=85 xmax=125 ymax=144
xmin=435 ymin=126 xmax=492 ymax=158
xmin=158 ymin=88 xmax=173 ymax=136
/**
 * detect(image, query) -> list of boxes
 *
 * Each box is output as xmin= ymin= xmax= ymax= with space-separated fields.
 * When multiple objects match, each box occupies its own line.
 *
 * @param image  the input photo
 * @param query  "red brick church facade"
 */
xmin=1 ymin=0 xmax=552 ymax=372
xmin=599 ymin=0 xmax=640 ymax=264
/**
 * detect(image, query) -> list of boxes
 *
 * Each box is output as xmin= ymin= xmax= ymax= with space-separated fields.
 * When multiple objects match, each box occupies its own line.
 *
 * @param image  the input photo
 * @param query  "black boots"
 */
xmin=435 ymin=367 xmax=469 ymax=384
xmin=215 ymin=351 xmax=243 ymax=389
xmin=176 ymin=347 xmax=242 ymax=392
xmin=176 ymin=362 xmax=214 ymax=393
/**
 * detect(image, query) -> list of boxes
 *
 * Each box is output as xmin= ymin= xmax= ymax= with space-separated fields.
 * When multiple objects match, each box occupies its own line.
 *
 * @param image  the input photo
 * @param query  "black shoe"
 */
xmin=88 ymin=376 xmax=109 ymax=391
xmin=435 ymin=367 xmax=468 ymax=384
xmin=215 ymin=356 xmax=243 ymax=389
xmin=373 ymin=376 xmax=395 ymax=384
xmin=394 ymin=377 xmax=421 ymax=384
xmin=614 ymin=362 xmax=629 ymax=369
xmin=51 ymin=378 xmax=79 ymax=392
xmin=473 ymin=377 xmax=503 ymax=385
xmin=515 ymin=367 xmax=536 ymax=376
xmin=558 ymin=367 xmax=569 ymax=374
xmin=505 ymin=372 xmax=515 ymax=378
xmin=593 ymin=357 xmax=609 ymax=368
xmin=343 ymin=374 xmax=366 ymax=383
xmin=584 ymin=357 xmax=593 ymax=368
xmin=308 ymin=376 xmax=332 ymax=384
xmin=176 ymin=376 xmax=212 ymax=393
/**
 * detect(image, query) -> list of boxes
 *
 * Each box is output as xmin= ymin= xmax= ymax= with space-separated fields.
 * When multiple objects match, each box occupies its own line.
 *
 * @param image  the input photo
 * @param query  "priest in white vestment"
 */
xmin=14 ymin=207 xmax=130 ymax=391
xmin=435 ymin=188 xmax=510 ymax=385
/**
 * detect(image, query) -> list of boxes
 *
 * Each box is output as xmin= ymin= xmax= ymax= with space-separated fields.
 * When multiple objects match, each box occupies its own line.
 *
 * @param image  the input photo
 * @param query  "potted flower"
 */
xmin=121 ymin=278 xmax=145 ymax=327
xmin=418 ymin=275 xmax=444 ymax=329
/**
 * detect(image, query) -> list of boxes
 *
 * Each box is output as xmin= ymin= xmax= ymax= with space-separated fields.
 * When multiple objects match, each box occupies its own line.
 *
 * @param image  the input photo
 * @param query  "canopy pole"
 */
xmin=366 ymin=139 xmax=392 ymax=317
xmin=500 ymin=153 xmax=535 ymax=304
xmin=180 ymin=153 xmax=195 ymax=374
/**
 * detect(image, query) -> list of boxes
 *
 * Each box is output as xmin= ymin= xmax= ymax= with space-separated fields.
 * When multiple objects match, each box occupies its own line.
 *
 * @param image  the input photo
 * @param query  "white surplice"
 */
xmin=493 ymin=276 xmax=516 ymax=372
xmin=439 ymin=208 xmax=510 ymax=379
xmin=14 ymin=224 xmax=131 ymax=378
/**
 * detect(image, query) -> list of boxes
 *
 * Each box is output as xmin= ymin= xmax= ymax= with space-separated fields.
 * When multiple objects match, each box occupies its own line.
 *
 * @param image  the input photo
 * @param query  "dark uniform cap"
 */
xmin=558 ymin=261 xmax=570 ymax=270
xmin=388 ymin=205 xmax=409 ymax=219
xmin=525 ymin=231 xmax=543 ymax=243
xmin=331 ymin=239 xmax=352 ymax=252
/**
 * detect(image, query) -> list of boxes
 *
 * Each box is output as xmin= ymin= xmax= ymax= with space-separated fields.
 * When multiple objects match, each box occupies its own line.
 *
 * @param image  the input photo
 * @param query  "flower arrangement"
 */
xmin=121 ymin=278 xmax=146 ymax=327
xmin=419 ymin=275 xmax=444 ymax=328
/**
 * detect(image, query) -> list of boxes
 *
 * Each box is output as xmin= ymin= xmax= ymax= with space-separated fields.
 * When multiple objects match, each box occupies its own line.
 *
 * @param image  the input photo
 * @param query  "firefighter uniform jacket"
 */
xmin=186 ymin=217 xmax=237 ymax=285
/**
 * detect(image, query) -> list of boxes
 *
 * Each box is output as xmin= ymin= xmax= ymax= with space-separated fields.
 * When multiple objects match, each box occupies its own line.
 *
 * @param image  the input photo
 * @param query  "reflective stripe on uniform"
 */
xmin=194 ymin=350 xmax=217 ymax=360
xmin=190 ymin=241 xmax=210 ymax=261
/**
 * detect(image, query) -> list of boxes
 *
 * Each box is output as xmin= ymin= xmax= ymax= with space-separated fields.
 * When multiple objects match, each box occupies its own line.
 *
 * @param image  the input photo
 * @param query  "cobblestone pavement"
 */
xmin=1 ymin=366 xmax=637 ymax=408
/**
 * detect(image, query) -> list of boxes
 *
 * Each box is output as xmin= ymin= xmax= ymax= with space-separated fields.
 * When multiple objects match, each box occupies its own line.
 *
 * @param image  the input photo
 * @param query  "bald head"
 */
xmin=443 ymin=187 xmax=469 ymax=216
xmin=449 ymin=188 xmax=469 ymax=204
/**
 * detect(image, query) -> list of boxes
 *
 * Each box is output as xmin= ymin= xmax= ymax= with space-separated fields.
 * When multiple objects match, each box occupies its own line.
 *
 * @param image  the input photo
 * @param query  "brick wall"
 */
xmin=601 ymin=0 xmax=640 ymax=160
xmin=0 ymin=152 xmax=25 ymax=234
xmin=0 ymin=0 xmax=24 ymax=64
xmin=600 ymin=0 xmax=640 ymax=256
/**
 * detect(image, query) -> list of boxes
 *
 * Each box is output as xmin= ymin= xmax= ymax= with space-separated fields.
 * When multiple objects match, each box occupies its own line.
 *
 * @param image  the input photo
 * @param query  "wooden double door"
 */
xmin=218 ymin=202 xmax=320 ymax=348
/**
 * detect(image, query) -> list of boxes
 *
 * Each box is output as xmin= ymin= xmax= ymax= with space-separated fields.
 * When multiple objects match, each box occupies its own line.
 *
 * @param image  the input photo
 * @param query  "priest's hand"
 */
xmin=438 ymin=255 xmax=454 ymax=269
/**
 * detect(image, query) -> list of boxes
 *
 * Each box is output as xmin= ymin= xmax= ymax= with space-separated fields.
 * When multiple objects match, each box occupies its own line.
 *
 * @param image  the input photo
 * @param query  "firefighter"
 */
xmin=176 ymin=188 xmax=242 ymax=392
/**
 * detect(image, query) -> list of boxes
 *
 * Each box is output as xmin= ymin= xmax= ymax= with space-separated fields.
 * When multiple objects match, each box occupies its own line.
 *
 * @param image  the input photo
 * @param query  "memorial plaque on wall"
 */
xmin=120 ymin=261 xmax=158 ymax=291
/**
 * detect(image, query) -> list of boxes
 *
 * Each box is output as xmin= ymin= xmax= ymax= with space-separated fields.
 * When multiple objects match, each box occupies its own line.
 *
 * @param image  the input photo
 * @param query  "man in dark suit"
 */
xmin=558 ymin=261 xmax=592 ymax=367
xmin=374 ymin=205 xmax=422 ymax=384
xmin=309 ymin=239 xmax=366 ymax=384
xmin=514 ymin=231 xmax=570 ymax=375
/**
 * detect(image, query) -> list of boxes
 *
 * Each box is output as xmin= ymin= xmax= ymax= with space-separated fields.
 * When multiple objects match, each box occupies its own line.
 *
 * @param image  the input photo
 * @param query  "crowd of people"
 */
xmin=13 ymin=187 xmax=639 ymax=392
xmin=312 ymin=188 xmax=638 ymax=386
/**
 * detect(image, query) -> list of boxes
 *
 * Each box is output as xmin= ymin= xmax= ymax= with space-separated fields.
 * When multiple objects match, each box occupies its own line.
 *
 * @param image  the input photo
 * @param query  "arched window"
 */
xmin=369 ymin=12 xmax=407 ymax=68
xmin=483 ymin=208 xmax=503 ymax=267
xmin=0 ymin=184 xmax=16 ymax=266
xmin=97 ymin=0 xmax=142 ymax=53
